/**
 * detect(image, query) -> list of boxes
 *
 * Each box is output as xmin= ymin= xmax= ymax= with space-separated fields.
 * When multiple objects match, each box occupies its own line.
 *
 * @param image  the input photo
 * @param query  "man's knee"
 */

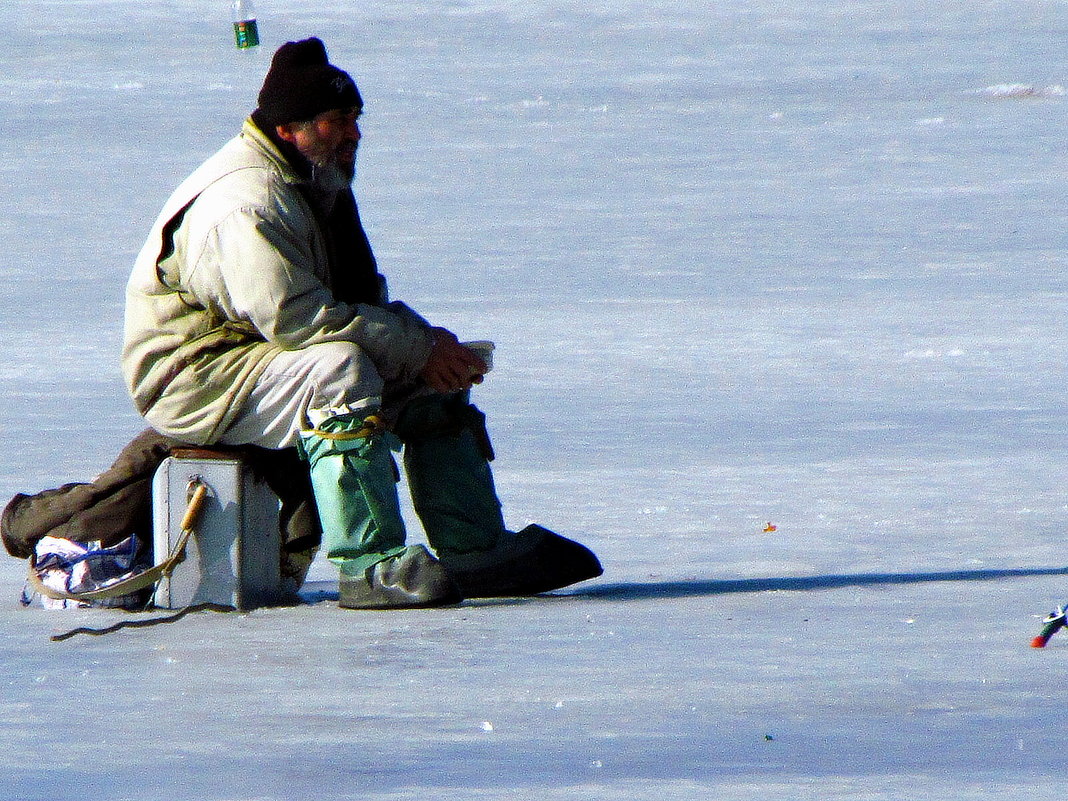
xmin=394 ymin=393 xmax=495 ymax=461
xmin=270 ymin=341 xmax=384 ymax=423
xmin=300 ymin=341 xmax=381 ymax=395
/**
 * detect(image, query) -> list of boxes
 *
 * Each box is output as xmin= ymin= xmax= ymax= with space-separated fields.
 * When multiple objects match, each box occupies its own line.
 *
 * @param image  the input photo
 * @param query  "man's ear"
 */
xmin=275 ymin=123 xmax=299 ymax=145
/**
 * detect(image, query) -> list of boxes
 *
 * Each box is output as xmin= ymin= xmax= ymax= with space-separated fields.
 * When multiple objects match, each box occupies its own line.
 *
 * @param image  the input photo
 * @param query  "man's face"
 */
xmin=282 ymin=106 xmax=362 ymax=179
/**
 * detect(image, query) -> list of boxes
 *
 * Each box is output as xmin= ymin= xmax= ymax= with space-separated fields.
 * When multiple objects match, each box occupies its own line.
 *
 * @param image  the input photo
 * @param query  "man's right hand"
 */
xmin=419 ymin=327 xmax=488 ymax=394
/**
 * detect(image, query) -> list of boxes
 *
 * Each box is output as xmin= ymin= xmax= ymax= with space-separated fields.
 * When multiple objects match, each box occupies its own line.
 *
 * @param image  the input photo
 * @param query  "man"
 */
xmin=123 ymin=37 xmax=602 ymax=609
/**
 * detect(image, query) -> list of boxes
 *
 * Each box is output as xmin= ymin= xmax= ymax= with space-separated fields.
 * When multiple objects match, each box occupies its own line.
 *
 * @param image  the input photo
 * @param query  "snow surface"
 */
xmin=3 ymin=0 xmax=1068 ymax=798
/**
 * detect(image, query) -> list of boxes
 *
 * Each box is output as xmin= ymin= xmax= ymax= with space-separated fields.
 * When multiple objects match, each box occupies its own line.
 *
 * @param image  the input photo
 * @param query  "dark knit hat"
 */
xmin=255 ymin=37 xmax=362 ymax=126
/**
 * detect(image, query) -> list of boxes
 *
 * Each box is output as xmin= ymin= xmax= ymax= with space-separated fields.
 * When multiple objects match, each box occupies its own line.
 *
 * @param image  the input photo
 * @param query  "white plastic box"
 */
xmin=152 ymin=449 xmax=284 ymax=610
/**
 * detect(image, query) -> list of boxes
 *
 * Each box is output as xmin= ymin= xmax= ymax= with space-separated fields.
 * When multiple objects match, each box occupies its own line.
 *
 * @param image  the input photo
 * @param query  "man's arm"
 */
xmin=379 ymin=281 xmax=488 ymax=393
xmin=186 ymin=205 xmax=434 ymax=384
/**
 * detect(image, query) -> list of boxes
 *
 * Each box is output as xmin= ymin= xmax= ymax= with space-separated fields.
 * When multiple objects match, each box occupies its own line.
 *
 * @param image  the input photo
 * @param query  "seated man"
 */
xmin=122 ymin=37 xmax=601 ymax=609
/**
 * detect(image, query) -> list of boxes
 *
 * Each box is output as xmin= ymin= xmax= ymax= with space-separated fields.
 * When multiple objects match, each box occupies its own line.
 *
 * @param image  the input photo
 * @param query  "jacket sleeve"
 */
xmin=378 ymin=274 xmax=434 ymax=329
xmin=185 ymin=201 xmax=434 ymax=384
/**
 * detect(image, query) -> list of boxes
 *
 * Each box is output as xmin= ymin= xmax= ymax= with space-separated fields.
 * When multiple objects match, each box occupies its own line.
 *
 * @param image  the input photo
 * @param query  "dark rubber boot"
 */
xmin=440 ymin=525 xmax=603 ymax=598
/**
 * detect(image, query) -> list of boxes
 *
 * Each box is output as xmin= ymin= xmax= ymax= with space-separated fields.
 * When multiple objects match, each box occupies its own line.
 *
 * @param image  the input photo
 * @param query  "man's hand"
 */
xmin=420 ymin=327 xmax=488 ymax=394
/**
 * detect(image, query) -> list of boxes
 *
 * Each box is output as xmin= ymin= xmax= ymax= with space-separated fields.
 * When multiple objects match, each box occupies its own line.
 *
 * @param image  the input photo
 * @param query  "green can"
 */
xmin=233 ymin=18 xmax=260 ymax=49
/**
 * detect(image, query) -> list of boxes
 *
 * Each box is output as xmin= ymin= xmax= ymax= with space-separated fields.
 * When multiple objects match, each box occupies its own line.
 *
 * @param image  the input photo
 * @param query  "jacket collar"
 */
xmin=241 ymin=116 xmax=313 ymax=185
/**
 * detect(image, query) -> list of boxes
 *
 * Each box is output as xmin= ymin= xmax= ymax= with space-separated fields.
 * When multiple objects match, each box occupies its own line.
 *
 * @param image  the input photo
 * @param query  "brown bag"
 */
xmin=2 ymin=429 xmax=322 ymax=587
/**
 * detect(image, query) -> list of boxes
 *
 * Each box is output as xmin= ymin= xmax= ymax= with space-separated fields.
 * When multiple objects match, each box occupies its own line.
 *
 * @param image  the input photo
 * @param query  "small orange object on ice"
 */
xmin=763 ymin=522 xmax=777 ymax=533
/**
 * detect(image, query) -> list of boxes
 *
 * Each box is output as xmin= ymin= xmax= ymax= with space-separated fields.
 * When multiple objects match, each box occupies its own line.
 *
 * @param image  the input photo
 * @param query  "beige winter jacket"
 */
xmin=123 ymin=119 xmax=434 ymax=445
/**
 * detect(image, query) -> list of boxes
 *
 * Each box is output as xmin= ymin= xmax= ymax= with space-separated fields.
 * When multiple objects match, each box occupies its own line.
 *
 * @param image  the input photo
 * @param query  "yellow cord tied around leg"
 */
xmin=309 ymin=413 xmax=385 ymax=442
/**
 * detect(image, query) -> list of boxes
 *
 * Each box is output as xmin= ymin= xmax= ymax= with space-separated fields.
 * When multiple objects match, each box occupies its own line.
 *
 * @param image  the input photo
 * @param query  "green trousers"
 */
xmin=300 ymin=396 xmax=508 ymax=575
xmin=396 ymin=394 xmax=506 ymax=557
xmin=299 ymin=414 xmax=407 ymax=577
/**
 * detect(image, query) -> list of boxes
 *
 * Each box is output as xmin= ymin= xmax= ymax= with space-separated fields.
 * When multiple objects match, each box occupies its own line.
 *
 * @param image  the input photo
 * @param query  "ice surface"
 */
xmin=2 ymin=0 xmax=1068 ymax=798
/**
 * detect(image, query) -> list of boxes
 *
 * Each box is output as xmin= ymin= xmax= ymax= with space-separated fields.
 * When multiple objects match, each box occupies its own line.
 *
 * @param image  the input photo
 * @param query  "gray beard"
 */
xmin=309 ymin=159 xmax=355 ymax=213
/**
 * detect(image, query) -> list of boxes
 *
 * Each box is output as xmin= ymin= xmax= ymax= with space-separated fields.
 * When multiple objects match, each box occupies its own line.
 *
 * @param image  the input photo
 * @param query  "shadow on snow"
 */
xmin=299 ymin=566 xmax=1068 ymax=606
xmin=562 ymin=566 xmax=1068 ymax=602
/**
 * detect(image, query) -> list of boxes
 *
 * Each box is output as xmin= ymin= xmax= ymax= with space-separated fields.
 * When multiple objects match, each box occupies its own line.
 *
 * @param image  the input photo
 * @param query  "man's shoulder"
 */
xmin=201 ymin=133 xmax=284 ymax=191
xmin=187 ymin=133 xmax=301 ymax=217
